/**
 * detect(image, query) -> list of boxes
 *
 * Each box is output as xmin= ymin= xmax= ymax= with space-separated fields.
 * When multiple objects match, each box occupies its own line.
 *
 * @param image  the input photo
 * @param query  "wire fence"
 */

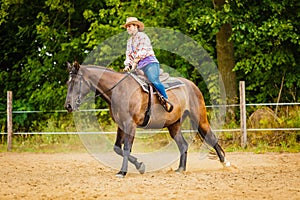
xmin=3 ymin=102 xmax=299 ymax=114
xmin=2 ymin=128 xmax=300 ymax=135
xmin=1 ymin=102 xmax=300 ymax=135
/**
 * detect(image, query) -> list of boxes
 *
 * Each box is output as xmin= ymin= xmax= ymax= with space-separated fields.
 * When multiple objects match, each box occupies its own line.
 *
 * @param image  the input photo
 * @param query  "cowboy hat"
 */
xmin=122 ymin=17 xmax=144 ymax=31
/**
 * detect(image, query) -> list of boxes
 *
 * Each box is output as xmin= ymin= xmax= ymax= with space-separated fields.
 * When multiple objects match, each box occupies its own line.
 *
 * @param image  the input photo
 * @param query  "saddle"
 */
xmin=130 ymin=69 xmax=185 ymax=93
xmin=129 ymin=69 xmax=185 ymax=127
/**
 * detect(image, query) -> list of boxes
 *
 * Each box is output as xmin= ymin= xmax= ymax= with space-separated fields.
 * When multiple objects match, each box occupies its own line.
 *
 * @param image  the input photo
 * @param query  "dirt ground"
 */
xmin=0 ymin=152 xmax=299 ymax=200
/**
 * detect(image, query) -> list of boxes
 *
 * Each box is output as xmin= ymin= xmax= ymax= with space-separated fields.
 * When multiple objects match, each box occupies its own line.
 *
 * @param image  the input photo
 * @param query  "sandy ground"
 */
xmin=0 ymin=152 xmax=299 ymax=200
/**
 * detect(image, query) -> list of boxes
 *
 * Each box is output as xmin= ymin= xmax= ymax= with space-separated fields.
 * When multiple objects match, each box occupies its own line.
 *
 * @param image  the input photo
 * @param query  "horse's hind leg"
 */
xmin=198 ymin=127 xmax=225 ymax=162
xmin=113 ymin=127 xmax=145 ymax=176
xmin=192 ymin=118 xmax=230 ymax=167
xmin=168 ymin=121 xmax=188 ymax=173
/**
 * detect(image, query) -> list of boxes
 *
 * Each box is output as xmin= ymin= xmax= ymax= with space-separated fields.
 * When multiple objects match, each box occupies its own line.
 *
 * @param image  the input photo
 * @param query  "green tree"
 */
xmin=213 ymin=0 xmax=237 ymax=104
xmin=1 ymin=0 xmax=299 ymax=133
xmin=230 ymin=0 xmax=300 ymax=103
xmin=174 ymin=0 xmax=300 ymax=103
xmin=0 ymin=0 xmax=104 ymax=131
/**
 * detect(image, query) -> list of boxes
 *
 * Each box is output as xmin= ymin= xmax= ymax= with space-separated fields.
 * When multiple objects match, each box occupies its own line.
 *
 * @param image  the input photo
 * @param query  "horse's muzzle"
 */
xmin=64 ymin=103 xmax=73 ymax=112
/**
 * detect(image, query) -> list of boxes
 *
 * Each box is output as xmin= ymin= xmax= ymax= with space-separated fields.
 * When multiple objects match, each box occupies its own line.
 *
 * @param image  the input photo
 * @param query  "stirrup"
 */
xmin=163 ymin=99 xmax=173 ymax=112
xmin=157 ymin=93 xmax=173 ymax=112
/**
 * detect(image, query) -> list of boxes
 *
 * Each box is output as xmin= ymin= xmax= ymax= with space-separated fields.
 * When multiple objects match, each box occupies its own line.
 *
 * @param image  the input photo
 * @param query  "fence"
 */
xmin=4 ymin=81 xmax=300 ymax=151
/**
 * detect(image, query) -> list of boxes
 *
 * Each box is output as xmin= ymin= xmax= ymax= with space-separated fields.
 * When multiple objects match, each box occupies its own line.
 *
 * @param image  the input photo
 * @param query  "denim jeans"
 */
xmin=141 ymin=62 xmax=168 ymax=99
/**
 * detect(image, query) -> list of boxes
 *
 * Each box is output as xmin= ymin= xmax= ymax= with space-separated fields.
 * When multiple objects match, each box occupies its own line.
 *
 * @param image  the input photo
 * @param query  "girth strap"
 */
xmin=139 ymin=84 xmax=153 ymax=127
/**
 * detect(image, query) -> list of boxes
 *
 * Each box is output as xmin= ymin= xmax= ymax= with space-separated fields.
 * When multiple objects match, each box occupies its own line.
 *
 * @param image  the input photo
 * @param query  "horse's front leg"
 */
xmin=114 ymin=127 xmax=145 ymax=177
xmin=115 ymin=130 xmax=134 ymax=178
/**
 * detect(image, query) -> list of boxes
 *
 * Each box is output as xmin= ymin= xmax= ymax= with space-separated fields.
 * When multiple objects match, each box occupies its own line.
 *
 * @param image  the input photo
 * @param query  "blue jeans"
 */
xmin=141 ymin=62 xmax=168 ymax=99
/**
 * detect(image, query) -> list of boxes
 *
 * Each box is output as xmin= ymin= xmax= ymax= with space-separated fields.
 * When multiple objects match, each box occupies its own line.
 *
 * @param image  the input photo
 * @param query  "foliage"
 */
xmin=0 ymin=0 xmax=299 ymax=137
xmin=230 ymin=0 xmax=300 ymax=103
xmin=217 ymin=105 xmax=300 ymax=152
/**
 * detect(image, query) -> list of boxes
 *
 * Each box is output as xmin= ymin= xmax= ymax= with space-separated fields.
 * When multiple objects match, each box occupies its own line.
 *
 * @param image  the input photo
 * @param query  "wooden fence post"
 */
xmin=239 ymin=81 xmax=247 ymax=148
xmin=7 ymin=91 xmax=13 ymax=151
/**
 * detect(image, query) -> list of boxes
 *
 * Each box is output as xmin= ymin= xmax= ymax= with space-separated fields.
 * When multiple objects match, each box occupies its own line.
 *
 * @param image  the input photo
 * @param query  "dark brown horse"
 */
xmin=64 ymin=61 xmax=230 ymax=178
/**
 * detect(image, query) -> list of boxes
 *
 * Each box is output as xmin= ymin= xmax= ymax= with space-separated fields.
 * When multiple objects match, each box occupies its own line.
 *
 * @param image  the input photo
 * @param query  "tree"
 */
xmin=213 ymin=0 xmax=237 ymax=104
xmin=230 ymin=0 xmax=300 ymax=103
xmin=0 ymin=0 xmax=104 ymax=131
xmin=1 ymin=0 xmax=299 ymax=132
xmin=178 ymin=0 xmax=300 ymax=103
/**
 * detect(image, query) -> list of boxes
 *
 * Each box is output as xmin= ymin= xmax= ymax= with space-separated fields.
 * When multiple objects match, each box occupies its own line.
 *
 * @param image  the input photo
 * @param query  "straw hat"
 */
xmin=122 ymin=17 xmax=144 ymax=31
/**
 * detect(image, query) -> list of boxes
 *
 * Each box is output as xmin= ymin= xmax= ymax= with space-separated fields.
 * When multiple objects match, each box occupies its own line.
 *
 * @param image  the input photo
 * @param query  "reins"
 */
xmin=105 ymin=72 xmax=132 ymax=93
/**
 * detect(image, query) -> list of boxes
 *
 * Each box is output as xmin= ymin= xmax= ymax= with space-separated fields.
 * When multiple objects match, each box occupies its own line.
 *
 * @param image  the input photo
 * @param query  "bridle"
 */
xmin=70 ymin=69 xmax=133 ymax=106
xmin=75 ymin=73 xmax=83 ymax=106
xmin=68 ymin=72 xmax=85 ymax=107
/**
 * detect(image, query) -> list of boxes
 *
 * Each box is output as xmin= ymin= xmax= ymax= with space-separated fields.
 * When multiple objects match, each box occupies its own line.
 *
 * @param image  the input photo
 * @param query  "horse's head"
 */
xmin=64 ymin=61 xmax=91 ymax=112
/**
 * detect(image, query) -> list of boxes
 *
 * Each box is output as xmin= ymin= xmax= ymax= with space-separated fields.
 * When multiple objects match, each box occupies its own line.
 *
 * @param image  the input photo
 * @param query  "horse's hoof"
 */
xmin=175 ymin=167 xmax=185 ymax=173
xmin=137 ymin=162 xmax=145 ymax=174
xmin=222 ymin=158 xmax=231 ymax=167
xmin=115 ymin=171 xmax=127 ymax=178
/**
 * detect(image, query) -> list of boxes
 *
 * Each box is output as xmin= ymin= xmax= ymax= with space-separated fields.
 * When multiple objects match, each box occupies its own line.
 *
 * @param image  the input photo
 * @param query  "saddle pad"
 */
xmin=129 ymin=73 xmax=185 ymax=93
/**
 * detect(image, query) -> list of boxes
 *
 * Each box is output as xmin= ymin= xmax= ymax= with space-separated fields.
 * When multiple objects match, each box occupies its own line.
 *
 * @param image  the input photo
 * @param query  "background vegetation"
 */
xmin=0 ymin=0 xmax=299 ymax=151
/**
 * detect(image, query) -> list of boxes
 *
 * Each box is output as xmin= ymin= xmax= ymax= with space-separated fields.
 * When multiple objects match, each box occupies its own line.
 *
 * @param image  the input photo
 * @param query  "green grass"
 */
xmin=2 ymin=105 xmax=299 ymax=154
xmin=0 ymin=131 xmax=299 ymax=154
xmin=0 ymin=134 xmax=86 ymax=153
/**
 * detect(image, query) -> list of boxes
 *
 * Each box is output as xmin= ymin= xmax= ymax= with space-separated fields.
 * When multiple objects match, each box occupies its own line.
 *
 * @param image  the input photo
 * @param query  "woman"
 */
xmin=122 ymin=17 xmax=173 ymax=112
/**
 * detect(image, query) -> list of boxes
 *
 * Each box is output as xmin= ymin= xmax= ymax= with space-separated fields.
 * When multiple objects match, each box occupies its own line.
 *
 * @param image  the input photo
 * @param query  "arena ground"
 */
xmin=0 ymin=152 xmax=299 ymax=199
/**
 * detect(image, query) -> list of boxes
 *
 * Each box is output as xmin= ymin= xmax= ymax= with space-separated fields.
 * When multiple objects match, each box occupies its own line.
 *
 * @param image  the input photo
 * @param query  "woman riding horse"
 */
xmin=122 ymin=17 xmax=173 ymax=112
xmin=64 ymin=62 xmax=230 ymax=178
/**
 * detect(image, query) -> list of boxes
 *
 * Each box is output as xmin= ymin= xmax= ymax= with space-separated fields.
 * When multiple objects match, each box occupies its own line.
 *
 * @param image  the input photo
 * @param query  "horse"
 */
xmin=64 ymin=61 xmax=230 ymax=178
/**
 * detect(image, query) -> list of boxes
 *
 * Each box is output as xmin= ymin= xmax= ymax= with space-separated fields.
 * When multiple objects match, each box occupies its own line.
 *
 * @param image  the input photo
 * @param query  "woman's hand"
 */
xmin=124 ymin=66 xmax=131 ymax=72
xmin=132 ymin=62 xmax=137 ymax=70
xmin=132 ymin=58 xmax=140 ymax=69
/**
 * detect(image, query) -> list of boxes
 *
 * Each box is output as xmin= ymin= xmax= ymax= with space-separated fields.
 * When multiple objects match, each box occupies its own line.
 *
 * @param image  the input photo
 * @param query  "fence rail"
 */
xmin=2 ymin=102 xmax=300 ymax=114
xmin=1 ymin=128 xmax=300 ymax=135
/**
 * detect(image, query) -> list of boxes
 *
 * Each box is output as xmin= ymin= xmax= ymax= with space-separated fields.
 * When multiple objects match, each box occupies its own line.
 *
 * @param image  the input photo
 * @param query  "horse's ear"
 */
xmin=74 ymin=61 xmax=80 ymax=70
xmin=67 ymin=62 xmax=72 ymax=72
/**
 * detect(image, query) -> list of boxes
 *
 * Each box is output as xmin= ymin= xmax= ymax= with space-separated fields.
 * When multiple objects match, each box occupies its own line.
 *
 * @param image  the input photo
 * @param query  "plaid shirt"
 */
xmin=124 ymin=32 xmax=157 ymax=68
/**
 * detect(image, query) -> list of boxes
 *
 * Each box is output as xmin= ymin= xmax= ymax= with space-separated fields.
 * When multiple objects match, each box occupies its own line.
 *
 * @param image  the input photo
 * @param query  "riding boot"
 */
xmin=157 ymin=92 xmax=173 ymax=112
xmin=159 ymin=97 xmax=173 ymax=112
xmin=164 ymin=98 xmax=173 ymax=112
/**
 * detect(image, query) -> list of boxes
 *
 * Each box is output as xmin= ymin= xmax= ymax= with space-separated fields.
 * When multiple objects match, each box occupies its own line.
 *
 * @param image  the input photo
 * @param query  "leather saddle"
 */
xmin=129 ymin=69 xmax=185 ymax=127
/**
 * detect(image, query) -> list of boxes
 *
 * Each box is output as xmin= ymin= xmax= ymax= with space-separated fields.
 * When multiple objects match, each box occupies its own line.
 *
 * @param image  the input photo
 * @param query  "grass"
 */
xmin=0 ymin=132 xmax=299 ymax=154
xmin=2 ymin=104 xmax=299 ymax=154
xmin=0 ymin=134 xmax=86 ymax=153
